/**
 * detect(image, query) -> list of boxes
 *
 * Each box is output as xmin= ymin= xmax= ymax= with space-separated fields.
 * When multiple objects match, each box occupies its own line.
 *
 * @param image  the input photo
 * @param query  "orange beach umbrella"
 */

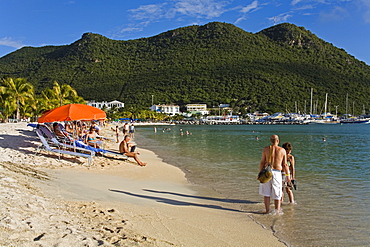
xmin=38 ymin=104 xmax=106 ymax=123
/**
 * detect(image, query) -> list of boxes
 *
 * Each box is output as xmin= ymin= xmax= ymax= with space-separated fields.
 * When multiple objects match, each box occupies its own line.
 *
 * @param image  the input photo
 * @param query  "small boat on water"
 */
xmin=340 ymin=118 xmax=370 ymax=124
xmin=308 ymin=119 xmax=339 ymax=124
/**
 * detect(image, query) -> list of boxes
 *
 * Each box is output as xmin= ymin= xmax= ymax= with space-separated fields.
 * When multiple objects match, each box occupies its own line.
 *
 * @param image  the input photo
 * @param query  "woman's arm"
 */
xmin=290 ymin=155 xmax=295 ymax=180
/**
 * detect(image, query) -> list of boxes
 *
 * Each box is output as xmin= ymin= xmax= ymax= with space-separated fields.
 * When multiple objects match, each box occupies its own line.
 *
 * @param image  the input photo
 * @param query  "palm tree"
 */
xmin=0 ymin=95 xmax=16 ymax=122
xmin=50 ymin=81 xmax=85 ymax=106
xmin=0 ymin=85 xmax=16 ymax=122
xmin=38 ymin=88 xmax=62 ymax=113
xmin=1 ymin=78 xmax=34 ymax=121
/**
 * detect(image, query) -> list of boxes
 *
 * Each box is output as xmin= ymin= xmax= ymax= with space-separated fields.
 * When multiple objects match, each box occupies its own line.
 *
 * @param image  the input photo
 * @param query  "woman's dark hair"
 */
xmin=282 ymin=142 xmax=292 ymax=151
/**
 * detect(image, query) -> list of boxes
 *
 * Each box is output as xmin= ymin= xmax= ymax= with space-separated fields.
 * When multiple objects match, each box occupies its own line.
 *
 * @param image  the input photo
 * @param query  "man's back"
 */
xmin=260 ymin=134 xmax=287 ymax=171
xmin=266 ymin=145 xmax=285 ymax=170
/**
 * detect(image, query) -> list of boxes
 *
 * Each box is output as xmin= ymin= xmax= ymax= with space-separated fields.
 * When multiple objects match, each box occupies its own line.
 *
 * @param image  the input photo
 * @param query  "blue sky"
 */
xmin=1 ymin=0 xmax=370 ymax=65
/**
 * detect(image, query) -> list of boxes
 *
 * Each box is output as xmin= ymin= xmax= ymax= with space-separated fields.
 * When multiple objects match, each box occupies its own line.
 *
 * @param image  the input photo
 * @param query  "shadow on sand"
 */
xmin=109 ymin=189 xmax=258 ymax=213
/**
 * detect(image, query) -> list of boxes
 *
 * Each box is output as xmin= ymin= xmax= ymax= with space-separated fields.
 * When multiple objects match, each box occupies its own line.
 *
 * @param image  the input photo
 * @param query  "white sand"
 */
xmin=0 ymin=122 xmax=285 ymax=246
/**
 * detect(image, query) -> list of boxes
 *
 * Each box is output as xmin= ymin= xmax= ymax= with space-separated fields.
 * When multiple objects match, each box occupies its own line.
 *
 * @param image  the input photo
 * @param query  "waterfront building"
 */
xmin=186 ymin=104 xmax=209 ymax=115
xmin=87 ymin=100 xmax=124 ymax=110
xmin=150 ymin=104 xmax=181 ymax=116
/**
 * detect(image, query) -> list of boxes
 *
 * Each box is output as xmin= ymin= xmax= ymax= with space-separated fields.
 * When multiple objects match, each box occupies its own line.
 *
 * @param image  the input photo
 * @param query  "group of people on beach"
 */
xmin=50 ymin=120 xmax=147 ymax=167
xmin=259 ymin=134 xmax=296 ymax=215
xmin=113 ymin=123 xmax=135 ymax=143
xmin=52 ymin=121 xmax=102 ymax=147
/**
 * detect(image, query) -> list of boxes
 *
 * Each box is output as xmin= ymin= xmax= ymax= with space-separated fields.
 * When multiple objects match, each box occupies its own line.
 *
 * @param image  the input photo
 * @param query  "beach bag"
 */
xmin=258 ymin=146 xmax=273 ymax=183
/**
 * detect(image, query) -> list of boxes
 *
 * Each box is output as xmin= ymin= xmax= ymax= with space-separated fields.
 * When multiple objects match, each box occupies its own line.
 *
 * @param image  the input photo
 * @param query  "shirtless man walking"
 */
xmin=259 ymin=135 xmax=290 ymax=214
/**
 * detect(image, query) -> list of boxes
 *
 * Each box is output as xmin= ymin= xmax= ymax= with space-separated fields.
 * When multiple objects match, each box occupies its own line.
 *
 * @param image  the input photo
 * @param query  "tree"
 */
xmin=0 ymin=85 xmax=16 ymax=122
xmin=49 ymin=81 xmax=85 ymax=107
xmin=1 ymin=78 xmax=34 ymax=121
xmin=35 ymin=90 xmax=59 ymax=116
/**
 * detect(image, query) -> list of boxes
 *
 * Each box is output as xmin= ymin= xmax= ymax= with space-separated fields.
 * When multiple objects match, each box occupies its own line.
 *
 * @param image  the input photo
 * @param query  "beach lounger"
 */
xmin=38 ymin=125 xmax=126 ymax=161
xmin=38 ymin=124 xmax=98 ymax=156
xmin=35 ymin=129 xmax=93 ymax=166
xmin=103 ymin=149 xmax=128 ymax=160
xmin=27 ymin=123 xmax=38 ymax=131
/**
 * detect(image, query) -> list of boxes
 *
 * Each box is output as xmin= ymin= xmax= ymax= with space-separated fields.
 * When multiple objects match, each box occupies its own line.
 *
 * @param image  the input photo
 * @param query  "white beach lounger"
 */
xmin=35 ymin=129 xmax=93 ymax=166
xmin=38 ymin=125 xmax=96 ymax=157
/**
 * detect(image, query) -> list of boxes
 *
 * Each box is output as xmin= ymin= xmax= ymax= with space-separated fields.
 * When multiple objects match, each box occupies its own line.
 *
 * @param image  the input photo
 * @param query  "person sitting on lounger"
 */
xmin=119 ymin=135 xmax=146 ymax=166
xmin=53 ymin=122 xmax=73 ymax=142
xmin=85 ymin=126 xmax=101 ymax=148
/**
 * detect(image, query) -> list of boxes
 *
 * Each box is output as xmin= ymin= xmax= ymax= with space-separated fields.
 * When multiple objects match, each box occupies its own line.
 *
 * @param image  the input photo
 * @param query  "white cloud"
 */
xmin=361 ymin=0 xmax=370 ymax=23
xmin=174 ymin=0 xmax=228 ymax=18
xmin=268 ymin=13 xmax=293 ymax=24
xmin=129 ymin=0 xmax=229 ymax=21
xmin=293 ymin=4 xmax=315 ymax=11
xmin=0 ymin=37 xmax=24 ymax=48
xmin=111 ymin=22 xmax=149 ymax=38
xmin=116 ymin=0 xmax=230 ymax=38
xmin=291 ymin=0 xmax=303 ymax=5
xmin=235 ymin=1 xmax=259 ymax=24
xmin=240 ymin=0 xmax=259 ymax=13
xmin=119 ymin=27 xmax=144 ymax=33
xmin=130 ymin=3 xmax=168 ymax=20
xmin=319 ymin=6 xmax=348 ymax=21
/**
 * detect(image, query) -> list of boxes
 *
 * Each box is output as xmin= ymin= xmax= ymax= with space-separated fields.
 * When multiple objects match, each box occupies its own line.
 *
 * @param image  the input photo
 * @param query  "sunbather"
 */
xmin=85 ymin=126 xmax=101 ymax=148
xmin=119 ymin=135 xmax=146 ymax=166
xmin=53 ymin=122 xmax=73 ymax=142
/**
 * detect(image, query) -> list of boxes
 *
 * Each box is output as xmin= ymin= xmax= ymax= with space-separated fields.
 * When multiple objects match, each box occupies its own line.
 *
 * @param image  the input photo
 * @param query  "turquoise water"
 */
xmin=136 ymin=124 xmax=370 ymax=246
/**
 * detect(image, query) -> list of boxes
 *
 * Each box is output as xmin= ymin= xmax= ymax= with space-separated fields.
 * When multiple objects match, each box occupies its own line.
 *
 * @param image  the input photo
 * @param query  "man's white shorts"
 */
xmin=259 ymin=169 xmax=282 ymax=200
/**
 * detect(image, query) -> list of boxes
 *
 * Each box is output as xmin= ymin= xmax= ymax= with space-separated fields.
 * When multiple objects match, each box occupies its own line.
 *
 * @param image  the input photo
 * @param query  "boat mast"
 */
xmin=346 ymin=93 xmax=348 ymax=117
xmin=310 ymin=88 xmax=313 ymax=115
xmin=324 ymin=93 xmax=328 ymax=118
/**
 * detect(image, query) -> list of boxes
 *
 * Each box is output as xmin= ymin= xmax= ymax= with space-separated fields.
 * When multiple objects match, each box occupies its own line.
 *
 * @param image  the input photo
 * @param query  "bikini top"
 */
xmin=87 ymin=135 xmax=96 ymax=141
xmin=287 ymin=154 xmax=292 ymax=166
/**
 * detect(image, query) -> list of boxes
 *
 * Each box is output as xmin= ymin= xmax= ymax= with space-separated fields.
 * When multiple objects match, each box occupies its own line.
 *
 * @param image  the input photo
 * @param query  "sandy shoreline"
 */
xmin=0 ymin=122 xmax=285 ymax=246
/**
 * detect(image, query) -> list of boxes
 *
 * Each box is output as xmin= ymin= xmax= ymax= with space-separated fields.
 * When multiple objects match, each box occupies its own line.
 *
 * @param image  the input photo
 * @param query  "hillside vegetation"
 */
xmin=1 ymin=22 xmax=369 ymax=114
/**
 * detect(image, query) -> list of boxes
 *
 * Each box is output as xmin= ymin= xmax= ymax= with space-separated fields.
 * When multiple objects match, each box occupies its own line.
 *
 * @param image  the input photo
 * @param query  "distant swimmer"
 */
xmin=255 ymin=136 xmax=259 ymax=140
xmin=322 ymin=138 xmax=326 ymax=142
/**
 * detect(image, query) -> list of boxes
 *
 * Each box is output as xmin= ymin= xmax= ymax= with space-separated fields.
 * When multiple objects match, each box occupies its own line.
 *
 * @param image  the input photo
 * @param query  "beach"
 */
xmin=0 ymin=122 xmax=285 ymax=247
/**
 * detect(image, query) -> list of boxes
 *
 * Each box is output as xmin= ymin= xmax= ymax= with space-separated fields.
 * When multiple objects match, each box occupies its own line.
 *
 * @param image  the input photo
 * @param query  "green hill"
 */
xmin=1 ymin=22 xmax=369 ymax=114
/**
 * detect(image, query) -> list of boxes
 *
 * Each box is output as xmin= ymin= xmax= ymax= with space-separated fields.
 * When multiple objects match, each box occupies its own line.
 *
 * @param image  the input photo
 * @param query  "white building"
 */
xmin=186 ymin=104 xmax=209 ymax=115
xmin=150 ymin=104 xmax=180 ymax=116
xmin=87 ymin=100 xmax=124 ymax=110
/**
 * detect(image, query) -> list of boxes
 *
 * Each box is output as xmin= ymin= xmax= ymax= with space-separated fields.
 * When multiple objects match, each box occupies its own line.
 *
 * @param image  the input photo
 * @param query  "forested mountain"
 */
xmin=1 ymin=22 xmax=369 ymax=114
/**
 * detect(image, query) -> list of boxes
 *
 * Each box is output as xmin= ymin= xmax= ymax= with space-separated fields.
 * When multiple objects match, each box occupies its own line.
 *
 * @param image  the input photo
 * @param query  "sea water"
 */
xmin=135 ymin=124 xmax=370 ymax=246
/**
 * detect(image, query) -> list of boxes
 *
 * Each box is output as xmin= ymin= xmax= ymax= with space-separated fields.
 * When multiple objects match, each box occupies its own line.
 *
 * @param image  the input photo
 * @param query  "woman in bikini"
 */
xmin=85 ymin=126 xmax=100 ymax=148
xmin=282 ymin=142 xmax=296 ymax=204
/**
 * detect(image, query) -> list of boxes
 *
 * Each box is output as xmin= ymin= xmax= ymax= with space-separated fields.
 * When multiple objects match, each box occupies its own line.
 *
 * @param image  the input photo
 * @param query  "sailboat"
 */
xmin=340 ymin=118 xmax=370 ymax=124
xmin=309 ymin=93 xmax=339 ymax=124
xmin=339 ymin=94 xmax=370 ymax=124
